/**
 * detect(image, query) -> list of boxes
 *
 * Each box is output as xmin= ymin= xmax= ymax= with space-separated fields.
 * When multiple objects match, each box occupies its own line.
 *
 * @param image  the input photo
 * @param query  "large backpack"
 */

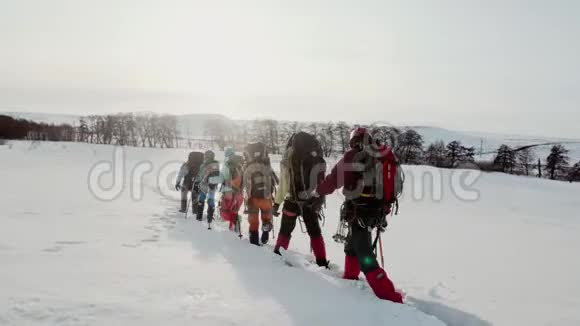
xmin=225 ymin=154 xmax=244 ymax=193
xmin=185 ymin=151 xmax=204 ymax=187
xmin=352 ymin=145 xmax=404 ymax=206
xmin=243 ymin=143 xmax=275 ymax=198
xmin=245 ymin=142 xmax=267 ymax=162
xmin=287 ymin=132 xmax=326 ymax=200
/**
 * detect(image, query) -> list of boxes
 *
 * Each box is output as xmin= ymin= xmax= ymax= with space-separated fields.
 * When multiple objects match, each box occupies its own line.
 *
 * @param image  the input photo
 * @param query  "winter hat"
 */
xmin=224 ymin=147 xmax=235 ymax=159
xmin=204 ymin=150 xmax=215 ymax=162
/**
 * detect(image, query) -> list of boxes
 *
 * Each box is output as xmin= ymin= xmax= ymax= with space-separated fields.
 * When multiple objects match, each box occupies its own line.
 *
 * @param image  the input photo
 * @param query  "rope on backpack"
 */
xmin=319 ymin=209 xmax=326 ymax=228
xmin=298 ymin=217 xmax=307 ymax=234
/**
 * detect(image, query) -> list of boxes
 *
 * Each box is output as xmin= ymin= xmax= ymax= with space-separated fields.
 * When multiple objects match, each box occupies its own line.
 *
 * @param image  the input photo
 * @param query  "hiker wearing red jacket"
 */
xmin=316 ymin=127 xmax=404 ymax=303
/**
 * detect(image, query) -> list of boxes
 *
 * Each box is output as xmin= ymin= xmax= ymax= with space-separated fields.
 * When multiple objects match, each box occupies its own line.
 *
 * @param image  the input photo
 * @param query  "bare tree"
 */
xmin=517 ymin=147 xmax=536 ymax=176
xmin=307 ymin=123 xmax=321 ymax=138
xmin=320 ymin=122 xmax=336 ymax=157
xmin=425 ymin=140 xmax=448 ymax=167
xmin=397 ymin=129 xmax=424 ymax=164
xmin=335 ymin=121 xmax=351 ymax=153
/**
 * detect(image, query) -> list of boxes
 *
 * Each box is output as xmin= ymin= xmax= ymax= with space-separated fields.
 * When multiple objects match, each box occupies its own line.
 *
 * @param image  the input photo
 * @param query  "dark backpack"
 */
xmin=185 ymin=151 xmax=204 ymax=187
xmin=288 ymin=132 xmax=326 ymax=200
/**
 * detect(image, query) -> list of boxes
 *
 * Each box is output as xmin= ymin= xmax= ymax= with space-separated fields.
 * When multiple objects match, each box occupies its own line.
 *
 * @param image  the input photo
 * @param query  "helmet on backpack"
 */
xmin=188 ymin=151 xmax=204 ymax=164
xmin=204 ymin=150 xmax=215 ymax=162
xmin=349 ymin=127 xmax=372 ymax=149
xmin=224 ymin=147 xmax=235 ymax=160
xmin=244 ymin=142 xmax=267 ymax=163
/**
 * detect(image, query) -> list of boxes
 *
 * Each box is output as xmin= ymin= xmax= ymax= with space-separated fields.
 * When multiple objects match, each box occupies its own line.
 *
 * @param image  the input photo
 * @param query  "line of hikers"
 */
xmin=175 ymin=128 xmax=405 ymax=303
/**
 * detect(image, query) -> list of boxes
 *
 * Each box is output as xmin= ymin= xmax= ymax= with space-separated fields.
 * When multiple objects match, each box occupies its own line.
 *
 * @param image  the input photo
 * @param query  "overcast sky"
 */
xmin=1 ymin=0 xmax=579 ymax=138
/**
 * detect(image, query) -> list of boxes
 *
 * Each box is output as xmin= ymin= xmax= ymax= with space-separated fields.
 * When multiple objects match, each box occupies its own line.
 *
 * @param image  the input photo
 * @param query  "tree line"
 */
xmin=0 ymin=115 xmax=76 ymax=142
xmin=77 ymin=113 xmax=179 ymax=148
xmin=493 ymin=143 xmax=580 ymax=182
xmin=205 ymin=119 xmax=474 ymax=164
xmin=1 ymin=113 xmax=179 ymax=148
xmin=2 ymin=113 xmax=578 ymax=183
xmin=205 ymin=119 xmax=580 ymax=183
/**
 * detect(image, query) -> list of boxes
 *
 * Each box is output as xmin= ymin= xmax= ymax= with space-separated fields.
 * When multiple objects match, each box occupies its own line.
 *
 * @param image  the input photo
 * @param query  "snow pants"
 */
xmin=181 ymin=185 xmax=199 ymax=214
xmin=247 ymin=197 xmax=273 ymax=232
xmin=274 ymin=201 xmax=327 ymax=265
xmin=220 ymin=192 xmax=244 ymax=230
xmin=342 ymin=204 xmax=403 ymax=303
xmin=197 ymin=189 xmax=216 ymax=223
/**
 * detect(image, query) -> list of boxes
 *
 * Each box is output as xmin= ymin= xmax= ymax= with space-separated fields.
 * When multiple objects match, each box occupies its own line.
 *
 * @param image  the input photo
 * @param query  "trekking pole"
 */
xmin=378 ymin=231 xmax=385 ymax=269
xmin=184 ymin=196 xmax=190 ymax=219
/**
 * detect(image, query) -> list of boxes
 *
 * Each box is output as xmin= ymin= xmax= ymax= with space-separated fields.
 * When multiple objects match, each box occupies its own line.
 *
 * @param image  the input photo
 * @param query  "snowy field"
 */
xmin=1 ymin=141 xmax=579 ymax=326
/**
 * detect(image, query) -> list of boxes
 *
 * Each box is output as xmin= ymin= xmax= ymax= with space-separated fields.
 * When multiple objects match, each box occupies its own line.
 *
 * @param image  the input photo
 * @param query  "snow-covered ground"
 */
xmin=1 ymin=141 xmax=579 ymax=326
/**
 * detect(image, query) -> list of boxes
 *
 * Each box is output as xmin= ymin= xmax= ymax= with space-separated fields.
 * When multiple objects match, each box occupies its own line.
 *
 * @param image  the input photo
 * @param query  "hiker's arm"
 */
xmin=316 ymin=157 xmax=345 ymax=196
xmin=271 ymin=170 xmax=280 ymax=185
xmin=195 ymin=164 xmax=205 ymax=184
xmin=274 ymin=164 xmax=289 ymax=205
xmin=216 ymin=165 xmax=229 ymax=185
xmin=176 ymin=164 xmax=187 ymax=185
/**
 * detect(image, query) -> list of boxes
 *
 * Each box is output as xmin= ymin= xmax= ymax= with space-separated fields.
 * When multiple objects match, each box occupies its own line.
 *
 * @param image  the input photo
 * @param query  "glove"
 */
xmin=272 ymin=203 xmax=280 ymax=217
xmin=175 ymin=184 xmax=181 ymax=191
xmin=310 ymin=196 xmax=324 ymax=212
xmin=384 ymin=203 xmax=392 ymax=216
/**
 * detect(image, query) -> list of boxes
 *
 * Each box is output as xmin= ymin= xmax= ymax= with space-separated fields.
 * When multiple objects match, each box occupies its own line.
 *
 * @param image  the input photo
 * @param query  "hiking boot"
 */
xmin=196 ymin=202 xmax=204 ymax=221
xmin=365 ymin=268 xmax=404 ymax=303
xmin=274 ymin=234 xmax=290 ymax=254
xmin=316 ymin=258 xmax=330 ymax=269
xmin=310 ymin=236 xmax=327 ymax=265
xmin=249 ymin=231 xmax=260 ymax=246
xmin=261 ymin=231 xmax=269 ymax=244
xmin=207 ymin=206 xmax=215 ymax=224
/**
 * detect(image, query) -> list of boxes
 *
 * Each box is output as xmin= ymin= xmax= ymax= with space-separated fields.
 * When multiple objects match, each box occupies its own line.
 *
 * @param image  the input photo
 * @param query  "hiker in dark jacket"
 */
xmin=175 ymin=152 xmax=204 ymax=213
xmin=273 ymin=132 xmax=329 ymax=267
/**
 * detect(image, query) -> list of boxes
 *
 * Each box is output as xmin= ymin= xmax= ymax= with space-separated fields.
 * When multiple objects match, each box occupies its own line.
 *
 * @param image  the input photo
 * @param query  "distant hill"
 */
xmin=176 ymin=113 xmax=230 ymax=138
xmin=411 ymin=125 xmax=580 ymax=162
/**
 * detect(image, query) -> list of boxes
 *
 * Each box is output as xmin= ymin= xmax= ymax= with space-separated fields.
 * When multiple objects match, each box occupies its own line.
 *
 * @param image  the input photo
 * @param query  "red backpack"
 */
xmin=354 ymin=145 xmax=404 ymax=206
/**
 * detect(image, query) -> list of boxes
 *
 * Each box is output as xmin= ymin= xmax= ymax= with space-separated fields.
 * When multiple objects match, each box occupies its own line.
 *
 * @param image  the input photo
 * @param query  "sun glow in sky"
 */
xmin=1 ymin=0 xmax=579 ymax=137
